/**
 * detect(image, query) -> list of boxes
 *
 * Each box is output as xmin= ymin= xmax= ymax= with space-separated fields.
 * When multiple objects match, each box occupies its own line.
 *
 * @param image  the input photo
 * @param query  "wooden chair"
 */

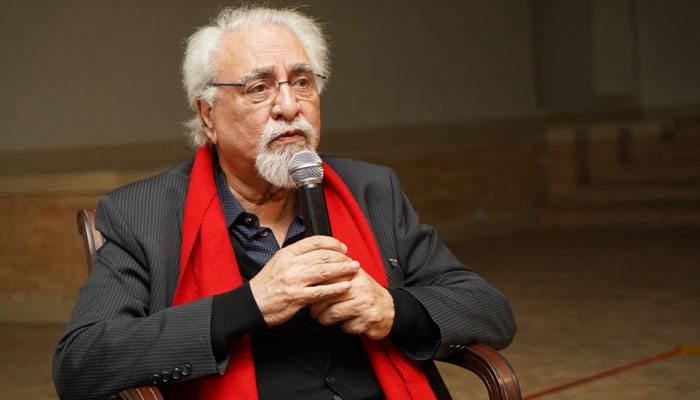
xmin=78 ymin=209 xmax=521 ymax=400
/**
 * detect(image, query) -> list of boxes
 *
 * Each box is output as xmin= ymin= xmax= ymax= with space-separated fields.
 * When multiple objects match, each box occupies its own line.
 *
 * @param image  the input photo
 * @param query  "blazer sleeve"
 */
xmin=52 ymin=190 xmax=223 ymax=399
xmin=385 ymin=168 xmax=516 ymax=360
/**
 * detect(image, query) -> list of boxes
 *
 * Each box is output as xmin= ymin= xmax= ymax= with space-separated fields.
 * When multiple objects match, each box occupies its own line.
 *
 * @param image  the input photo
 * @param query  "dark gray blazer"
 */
xmin=53 ymin=155 xmax=515 ymax=400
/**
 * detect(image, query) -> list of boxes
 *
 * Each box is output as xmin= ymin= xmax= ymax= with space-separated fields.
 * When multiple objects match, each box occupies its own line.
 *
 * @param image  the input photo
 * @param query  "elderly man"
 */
xmin=53 ymin=6 xmax=515 ymax=400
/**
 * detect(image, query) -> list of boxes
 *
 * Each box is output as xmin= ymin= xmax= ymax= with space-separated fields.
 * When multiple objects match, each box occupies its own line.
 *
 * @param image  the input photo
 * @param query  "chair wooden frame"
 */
xmin=77 ymin=209 xmax=521 ymax=400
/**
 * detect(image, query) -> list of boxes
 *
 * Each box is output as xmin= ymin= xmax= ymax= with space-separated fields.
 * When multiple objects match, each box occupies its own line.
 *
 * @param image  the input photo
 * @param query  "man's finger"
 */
xmin=309 ymin=290 xmax=352 ymax=318
xmin=340 ymin=317 xmax=366 ymax=336
xmin=295 ymin=249 xmax=351 ymax=268
xmin=309 ymin=299 xmax=329 ymax=319
xmin=301 ymin=260 xmax=359 ymax=285
xmin=302 ymin=281 xmax=352 ymax=302
xmin=316 ymin=299 xmax=358 ymax=326
xmin=287 ymin=235 xmax=348 ymax=256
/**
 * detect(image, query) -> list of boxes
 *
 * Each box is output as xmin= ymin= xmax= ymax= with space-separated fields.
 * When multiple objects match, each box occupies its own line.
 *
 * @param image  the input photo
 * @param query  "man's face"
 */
xmin=202 ymin=24 xmax=322 ymax=187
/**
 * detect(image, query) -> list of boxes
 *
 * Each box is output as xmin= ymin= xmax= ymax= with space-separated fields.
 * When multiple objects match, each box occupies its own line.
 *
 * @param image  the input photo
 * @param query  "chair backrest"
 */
xmin=77 ymin=209 xmax=104 ymax=274
xmin=75 ymin=208 xmax=520 ymax=400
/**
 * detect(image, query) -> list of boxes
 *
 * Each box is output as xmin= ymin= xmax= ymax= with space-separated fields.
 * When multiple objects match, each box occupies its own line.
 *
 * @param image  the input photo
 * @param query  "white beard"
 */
xmin=254 ymin=117 xmax=319 ymax=189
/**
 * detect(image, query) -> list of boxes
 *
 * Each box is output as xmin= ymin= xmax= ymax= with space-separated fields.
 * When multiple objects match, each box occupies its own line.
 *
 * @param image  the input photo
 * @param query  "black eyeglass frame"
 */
xmin=208 ymin=73 xmax=327 ymax=88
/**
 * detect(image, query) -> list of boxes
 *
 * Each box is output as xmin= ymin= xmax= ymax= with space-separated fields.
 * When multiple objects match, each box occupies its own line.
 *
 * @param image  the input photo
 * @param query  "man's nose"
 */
xmin=271 ymin=82 xmax=300 ymax=121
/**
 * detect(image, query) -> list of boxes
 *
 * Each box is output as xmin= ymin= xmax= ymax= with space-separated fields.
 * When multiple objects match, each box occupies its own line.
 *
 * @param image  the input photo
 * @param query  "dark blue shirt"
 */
xmin=214 ymin=158 xmax=306 ymax=265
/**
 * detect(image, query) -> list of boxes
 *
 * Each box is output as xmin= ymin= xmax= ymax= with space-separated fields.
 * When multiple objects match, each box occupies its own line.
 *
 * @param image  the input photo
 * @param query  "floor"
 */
xmin=2 ymin=226 xmax=699 ymax=399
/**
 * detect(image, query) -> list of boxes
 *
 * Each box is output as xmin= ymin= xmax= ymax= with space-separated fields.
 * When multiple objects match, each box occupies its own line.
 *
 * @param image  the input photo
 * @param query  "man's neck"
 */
xmin=224 ymin=171 xmax=298 ymax=246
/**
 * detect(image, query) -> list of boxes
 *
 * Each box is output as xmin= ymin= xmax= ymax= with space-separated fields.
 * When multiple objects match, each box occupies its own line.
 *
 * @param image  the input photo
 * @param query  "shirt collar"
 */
xmin=212 ymin=149 xmax=305 ymax=234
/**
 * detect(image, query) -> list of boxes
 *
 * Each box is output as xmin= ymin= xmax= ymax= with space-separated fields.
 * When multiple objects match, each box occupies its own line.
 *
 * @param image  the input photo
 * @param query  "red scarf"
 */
xmin=172 ymin=145 xmax=436 ymax=399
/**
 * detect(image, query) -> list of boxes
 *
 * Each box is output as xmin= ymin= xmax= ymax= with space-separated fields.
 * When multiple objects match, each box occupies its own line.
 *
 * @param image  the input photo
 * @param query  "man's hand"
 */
xmin=309 ymin=268 xmax=395 ymax=340
xmin=249 ymin=236 xmax=359 ymax=327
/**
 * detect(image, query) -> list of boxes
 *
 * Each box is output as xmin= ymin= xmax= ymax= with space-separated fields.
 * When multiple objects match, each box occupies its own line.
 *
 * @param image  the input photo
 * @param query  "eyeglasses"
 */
xmin=210 ymin=74 xmax=326 ymax=103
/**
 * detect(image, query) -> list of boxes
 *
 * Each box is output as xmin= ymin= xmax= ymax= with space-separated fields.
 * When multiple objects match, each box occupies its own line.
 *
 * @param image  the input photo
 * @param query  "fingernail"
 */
xmin=341 ymin=243 xmax=348 ymax=253
xmin=352 ymin=261 xmax=360 ymax=268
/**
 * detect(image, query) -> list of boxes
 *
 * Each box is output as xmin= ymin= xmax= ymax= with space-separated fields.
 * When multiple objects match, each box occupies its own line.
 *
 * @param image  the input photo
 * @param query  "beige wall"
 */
xmin=0 ymin=0 xmax=537 ymax=152
xmin=532 ymin=0 xmax=700 ymax=111
xmin=3 ymin=0 xmax=700 ymax=154
xmin=636 ymin=0 xmax=700 ymax=106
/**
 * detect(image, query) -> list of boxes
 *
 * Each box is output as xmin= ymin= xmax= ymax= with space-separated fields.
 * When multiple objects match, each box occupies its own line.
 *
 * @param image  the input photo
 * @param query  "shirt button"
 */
xmin=326 ymin=375 xmax=336 ymax=385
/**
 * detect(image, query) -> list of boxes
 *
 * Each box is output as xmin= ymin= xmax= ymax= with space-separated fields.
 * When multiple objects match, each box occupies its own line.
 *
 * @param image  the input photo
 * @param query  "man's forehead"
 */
xmin=215 ymin=24 xmax=312 ymax=79
xmin=238 ymin=63 xmax=311 ymax=80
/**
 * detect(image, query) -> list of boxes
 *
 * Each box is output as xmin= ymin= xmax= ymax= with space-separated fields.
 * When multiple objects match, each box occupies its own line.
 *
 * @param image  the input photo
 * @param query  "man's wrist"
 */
xmin=387 ymin=288 xmax=440 ymax=351
xmin=210 ymin=282 xmax=267 ymax=361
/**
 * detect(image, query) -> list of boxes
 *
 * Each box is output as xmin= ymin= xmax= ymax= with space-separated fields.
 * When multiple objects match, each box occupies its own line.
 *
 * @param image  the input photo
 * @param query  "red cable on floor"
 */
xmin=523 ymin=345 xmax=700 ymax=399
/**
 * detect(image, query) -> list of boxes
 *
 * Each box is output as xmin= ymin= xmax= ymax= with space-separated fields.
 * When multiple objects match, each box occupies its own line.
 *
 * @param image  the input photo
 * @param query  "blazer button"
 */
xmin=171 ymin=367 xmax=182 ymax=380
xmin=150 ymin=373 xmax=161 ymax=385
xmin=325 ymin=375 xmax=336 ymax=385
xmin=160 ymin=371 xmax=171 ymax=383
xmin=181 ymin=364 xmax=192 ymax=377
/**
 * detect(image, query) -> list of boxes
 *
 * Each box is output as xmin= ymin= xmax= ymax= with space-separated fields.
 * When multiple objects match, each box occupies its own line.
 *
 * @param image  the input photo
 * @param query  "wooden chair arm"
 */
xmin=440 ymin=344 xmax=522 ymax=400
xmin=116 ymin=387 xmax=164 ymax=400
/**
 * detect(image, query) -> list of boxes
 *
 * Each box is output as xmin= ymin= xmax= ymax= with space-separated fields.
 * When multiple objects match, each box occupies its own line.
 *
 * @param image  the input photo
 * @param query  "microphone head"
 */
xmin=288 ymin=151 xmax=323 ymax=187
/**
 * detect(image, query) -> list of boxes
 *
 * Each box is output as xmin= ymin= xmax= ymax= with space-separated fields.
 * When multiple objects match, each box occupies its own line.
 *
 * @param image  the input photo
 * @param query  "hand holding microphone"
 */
xmin=288 ymin=150 xmax=332 ymax=236
xmin=288 ymin=151 xmax=395 ymax=339
xmin=249 ymin=151 xmax=354 ymax=327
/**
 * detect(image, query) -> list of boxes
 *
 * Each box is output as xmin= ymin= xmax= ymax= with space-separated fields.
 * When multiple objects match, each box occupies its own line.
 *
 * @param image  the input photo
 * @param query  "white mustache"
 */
xmin=260 ymin=118 xmax=316 ymax=148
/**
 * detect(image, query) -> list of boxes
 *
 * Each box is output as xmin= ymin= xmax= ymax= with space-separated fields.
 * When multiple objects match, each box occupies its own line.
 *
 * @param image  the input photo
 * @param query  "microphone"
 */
xmin=288 ymin=151 xmax=332 ymax=236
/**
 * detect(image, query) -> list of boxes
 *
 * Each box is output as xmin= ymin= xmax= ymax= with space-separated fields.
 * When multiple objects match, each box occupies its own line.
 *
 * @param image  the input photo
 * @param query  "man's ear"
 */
xmin=196 ymin=98 xmax=217 ymax=144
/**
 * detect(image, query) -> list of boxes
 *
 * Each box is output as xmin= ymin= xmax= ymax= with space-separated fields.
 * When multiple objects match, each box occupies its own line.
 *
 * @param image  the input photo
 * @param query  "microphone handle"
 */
xmin=297 ymin=182 xmax=332 ymax=236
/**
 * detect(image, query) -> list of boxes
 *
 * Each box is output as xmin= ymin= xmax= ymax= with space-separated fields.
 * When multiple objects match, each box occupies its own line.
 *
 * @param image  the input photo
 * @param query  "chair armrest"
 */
xmin=439 ymin=344 xmax=521 ymax=400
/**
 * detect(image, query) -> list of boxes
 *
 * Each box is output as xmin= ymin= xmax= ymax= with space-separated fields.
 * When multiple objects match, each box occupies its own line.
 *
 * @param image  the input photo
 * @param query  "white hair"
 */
xmin=181 ymin=6 xmax=331 ymax=149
